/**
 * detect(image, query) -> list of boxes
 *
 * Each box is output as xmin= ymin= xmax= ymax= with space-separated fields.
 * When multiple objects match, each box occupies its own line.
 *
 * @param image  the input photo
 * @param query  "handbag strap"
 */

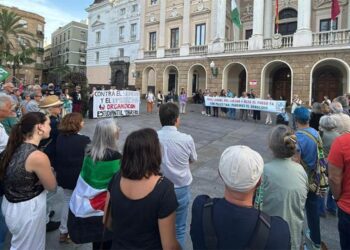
xmin=246 ymin=211 xmax=271 ymax=250
xmin=202 ymin=197 xmax=217 ymax=250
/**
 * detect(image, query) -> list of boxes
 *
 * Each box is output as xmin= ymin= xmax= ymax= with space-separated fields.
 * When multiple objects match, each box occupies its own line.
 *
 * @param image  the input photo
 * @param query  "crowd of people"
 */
xmin=0 ymin=79 xmax=350 ymax=250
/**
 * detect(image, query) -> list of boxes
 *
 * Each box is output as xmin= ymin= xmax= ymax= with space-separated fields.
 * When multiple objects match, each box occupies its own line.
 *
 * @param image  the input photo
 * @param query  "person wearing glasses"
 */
xmin=26 ymin=92 xmax=42 ymax=113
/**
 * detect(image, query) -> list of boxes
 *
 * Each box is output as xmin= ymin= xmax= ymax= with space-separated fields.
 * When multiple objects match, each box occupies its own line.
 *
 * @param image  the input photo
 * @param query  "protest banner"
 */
xmin=0 ymin=67 xmax=10 ymax=82
xmin=205 ymin=96 xmax=286 ymax=113
xmin=93 ymin=90 xmax=140 ymax=118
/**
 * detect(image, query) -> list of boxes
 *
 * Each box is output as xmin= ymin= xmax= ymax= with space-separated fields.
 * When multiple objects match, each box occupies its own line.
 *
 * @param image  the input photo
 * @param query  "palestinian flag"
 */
xmin=70 ymin=156 xmax=121 ymax=218
xmin=231 ymin=0 xmax=242 ymax=28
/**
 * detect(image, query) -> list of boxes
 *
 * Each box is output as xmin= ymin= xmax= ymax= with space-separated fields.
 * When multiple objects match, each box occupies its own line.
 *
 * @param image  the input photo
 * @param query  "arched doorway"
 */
xmin=142 ymin=67 xmax=156 ymax=94
xmin=311 ymin=59 xmax=349 ymax=103
xmin=222 ymin=62 xmax=248 ymax=96
xmin=188 ymin=64 xmax=207 ymax=96
xmin=163 ymin=66 xmax=179 ymax=95
xmin=262 ymin=61 xmax=293 ymax=105
xmin=277 ymin=8 xmax=297 ymax=35
xmin=113 ymin=70 xmax=124 ymax=89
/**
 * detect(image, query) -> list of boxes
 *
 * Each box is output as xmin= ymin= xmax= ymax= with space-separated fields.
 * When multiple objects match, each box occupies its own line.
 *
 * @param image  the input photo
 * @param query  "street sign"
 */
xmin=0 ymin=67 xmax=9 ymax=82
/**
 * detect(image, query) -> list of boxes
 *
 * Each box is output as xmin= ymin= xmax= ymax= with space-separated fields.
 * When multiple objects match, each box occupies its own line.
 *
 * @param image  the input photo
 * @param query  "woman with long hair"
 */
xmin=68 ymin=118 xmax=121 ymax=250
xmin=0 ymin=112 xmax=57 ymax=250
xmin=104 ymin=128 xmax=179 ymax=249
xmin=55 ymin=112 xmax=91 ymax=243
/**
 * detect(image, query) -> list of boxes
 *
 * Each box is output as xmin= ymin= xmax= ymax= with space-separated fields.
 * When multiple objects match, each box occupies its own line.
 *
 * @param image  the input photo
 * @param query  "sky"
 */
xmin=0 ymin=0 xmax=92 ymax=45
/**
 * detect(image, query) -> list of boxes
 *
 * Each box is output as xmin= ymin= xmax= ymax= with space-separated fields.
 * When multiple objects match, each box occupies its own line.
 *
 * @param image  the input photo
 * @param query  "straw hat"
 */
xmin=39 ymin=95 xmax=63 ymax=108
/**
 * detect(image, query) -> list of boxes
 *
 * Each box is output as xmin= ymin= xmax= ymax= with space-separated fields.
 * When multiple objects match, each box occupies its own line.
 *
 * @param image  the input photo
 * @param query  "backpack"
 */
xmin=276 ymin=112 xmax=289 ymax=126
xmin=298 ymin=130 xmax=329 ymax=195
xmin=202 ymin=197 xmax=271 ymax=250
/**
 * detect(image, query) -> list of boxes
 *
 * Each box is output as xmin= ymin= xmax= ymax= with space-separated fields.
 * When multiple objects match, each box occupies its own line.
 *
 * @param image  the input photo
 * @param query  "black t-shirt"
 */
xmin=108 ymin=173 xmax=178 ymax=250
xmin=190 ymin=195 xmax=291 ymax=250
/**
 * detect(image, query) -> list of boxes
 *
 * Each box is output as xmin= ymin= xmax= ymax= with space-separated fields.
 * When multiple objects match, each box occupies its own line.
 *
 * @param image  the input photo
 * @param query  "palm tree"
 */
xmin=6 ymin=45 xmax=36 ymax=80
xmin=0 ymin=9 xmax=34 ymax=65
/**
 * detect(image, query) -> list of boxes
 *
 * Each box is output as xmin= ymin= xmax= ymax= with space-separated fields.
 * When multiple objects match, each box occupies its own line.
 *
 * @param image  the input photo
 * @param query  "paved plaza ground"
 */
xmin=9 ymin=102 xmax=339 ymax=250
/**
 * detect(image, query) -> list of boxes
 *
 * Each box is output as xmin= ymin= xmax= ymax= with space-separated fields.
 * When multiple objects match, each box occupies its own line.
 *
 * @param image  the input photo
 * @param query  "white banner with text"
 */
xmin=204 ymin=96 xmax=286 ymax=113
xmin=93 ymin=90 xmax=140 ymax=118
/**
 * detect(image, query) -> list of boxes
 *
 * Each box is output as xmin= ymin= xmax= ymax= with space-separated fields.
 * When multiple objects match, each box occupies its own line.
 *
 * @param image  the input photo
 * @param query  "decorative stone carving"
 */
xmin=150 ymin=14 xmax=156 ymax=22
xmin=197 ymin=0 xmax=204 ymax=11
xmin=241 ymin=3 xmax=253 ymax=22
xmin=272 ymin=33 xmax=282 ymax=49
xmin=313 ymin=0 xmax=348 ymax=9
xmin=171 ymin=4 xmax=178 ymax=17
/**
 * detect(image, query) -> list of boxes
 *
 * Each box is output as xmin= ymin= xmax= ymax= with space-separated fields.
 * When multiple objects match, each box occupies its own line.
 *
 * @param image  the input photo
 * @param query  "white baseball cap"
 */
xmin=219 ymin=145 xmax=264 ymax=193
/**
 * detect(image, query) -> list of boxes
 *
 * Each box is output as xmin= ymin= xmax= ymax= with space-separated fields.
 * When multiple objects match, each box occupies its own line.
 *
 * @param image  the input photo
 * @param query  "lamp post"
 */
xmin=6 ymin=60 xmax=22 ymax=85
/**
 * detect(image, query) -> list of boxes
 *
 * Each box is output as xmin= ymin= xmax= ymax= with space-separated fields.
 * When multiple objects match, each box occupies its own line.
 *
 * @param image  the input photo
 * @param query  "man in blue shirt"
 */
xmin=294 ymin=106 xmax=322 ymax=250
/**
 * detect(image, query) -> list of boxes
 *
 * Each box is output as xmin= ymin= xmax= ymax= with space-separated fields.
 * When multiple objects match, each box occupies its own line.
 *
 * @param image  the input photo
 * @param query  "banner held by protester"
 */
xmin=93 ymin=90 xmax=140 ymax=118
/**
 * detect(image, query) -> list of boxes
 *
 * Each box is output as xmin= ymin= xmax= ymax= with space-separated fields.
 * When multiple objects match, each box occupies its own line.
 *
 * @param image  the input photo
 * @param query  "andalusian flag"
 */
xmin=0 ymin=67 xmax=9 ymax=82
xmin=231 ymin=0 xmax=242 ymax=28
xmin=70 ymin=156 xmax=120 ymax=218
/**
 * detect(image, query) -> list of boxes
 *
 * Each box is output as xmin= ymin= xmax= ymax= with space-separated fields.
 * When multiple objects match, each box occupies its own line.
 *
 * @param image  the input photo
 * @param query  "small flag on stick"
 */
xmin=231 ymin=0 xmax=242 ymax=28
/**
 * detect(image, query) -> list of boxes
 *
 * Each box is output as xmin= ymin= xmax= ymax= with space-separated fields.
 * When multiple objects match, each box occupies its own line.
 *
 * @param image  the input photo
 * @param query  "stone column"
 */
xmin=138 ymin=0 xmax=145 ymax=59
xmin=264 ymin=0 xmax=273 ymax=38
xmin=293 ymin=0 xmax=312 ymax=47
xmin=248 ymin=0 xmax=265 ymax=50
xmin=348 ymin=1 xmax=350 ymax=29
xmin=157 ymin=1 xmax=166 ymax=58
xmin=180 ymin=0 xmax=191 ymax=56
xmin=209 ymin=0 xmax=226 ymax=53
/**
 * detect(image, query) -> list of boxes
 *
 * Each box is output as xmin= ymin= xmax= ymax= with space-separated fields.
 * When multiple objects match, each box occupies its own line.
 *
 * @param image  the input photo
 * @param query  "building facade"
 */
xmin=51 ymin=21 xmax=88 ymax=83
xmin=135 ymin=0 xmax=350 ymax=105
xmin=86 ymin=0 xmax=140 ymax=89
xmin=0 ymin=4 xmax=45 ymax=85
xmin=42 ymin=44 xmax=52 ymax=83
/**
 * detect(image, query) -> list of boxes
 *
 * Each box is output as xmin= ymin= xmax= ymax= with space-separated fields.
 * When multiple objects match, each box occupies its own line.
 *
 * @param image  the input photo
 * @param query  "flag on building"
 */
xmin=70 ymin=156 xmax=121 ymax=218
xmin=275 ymin=0 xmax=279 ymax=33
xmin=331 ymin=0 xmax=340 ymax=20
xmin=231 ymin=0 xmax=242 ymax=28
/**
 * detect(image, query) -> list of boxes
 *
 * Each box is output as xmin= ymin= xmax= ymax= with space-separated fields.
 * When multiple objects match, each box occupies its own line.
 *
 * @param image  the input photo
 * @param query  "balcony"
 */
xmin=165 ymin=48 xmax=180 ymax=57
xmin=144 ymin=51 xmax=157 ymax=58
xmin=130 ymin=35 xmax=136 ymax=41
xmin=36 ymin=30 xmax=44 ymax=38
xmin=110 ymin=56 xmax=130 ymax=62
xmin=189 ymin=45 xmax=208 ymax=55
xmin=35 ymin=63 xmax=43 ymax=70
xmin=224 ymin=40 xmax=249 ymax=53
xmin=36 ymin=47 xmax=44 ymax=54
xmin=312 ymin=29 xmax=350 ymax=46
xmin=80 ymin=57 xmax=86 ymax=63
xmin=263 ymin=34 xmax=294 ymax=49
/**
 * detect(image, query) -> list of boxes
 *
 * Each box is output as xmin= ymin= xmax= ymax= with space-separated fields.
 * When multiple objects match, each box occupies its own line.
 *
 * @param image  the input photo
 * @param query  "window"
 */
xmin=150 ymin=0 xmax=157 ymax=5
xmin=96 ymin=31 xmax=101 ymax=43
xmin=55 ymin=37 xmax=58 ymax=45
xmin=320 ymin=18 xmax=338 ymax=31
xmin=245 ymin=29 xmax=253 ymax=39
xmin=96 ymin=52 xmax=99 ymax=63
xmin=68 ymin=30 xmax=70 ymax=39
xmin=81 ymin=31 xmax=86 ymax=40
xmin=277 ymin=8 xmax=297 ymax=35
xmin=64 ymin=33 xmax=66 ymax=41
xmin=119 ymin=48 xmax=124 ymax=57
xmin=120 ymin=8 xmax=126 ymax=15
xmin=37 ymin=24 xmax=43 ymax=31
xmin=19 ymin=19 xmax=27 ymax=28
xmin=130 ymin=23 xmax=137 ymax=40
xmin=132 ymin=4 xmax=138 ymax=12
xmin=60 ymin=35 xmax=62 ymax=43
xmin=119 ymin=26 xmax=125 ymax=41
xmin=170 ymin=28 xmax=179 ymax=48
xmin=195 ymin=24 xmax=206 ymax=45
xmin=149 ymin=32 xmax=157 ymax=51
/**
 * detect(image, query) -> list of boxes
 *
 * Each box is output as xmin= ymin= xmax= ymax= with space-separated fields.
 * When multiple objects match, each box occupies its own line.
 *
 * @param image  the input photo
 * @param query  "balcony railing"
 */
xmin=224 ymin=40 xmax=248 ymax=52
xmin=110 ymin=56 xmax=130 ymax=62
xmin=36 ymin=47 xmax=44 ymax=54
xmin=312 ymin=29 xmax=350 ymax=46
xmin=189 ymin=45 xmax=208 ymax=55
xmin=144 ymin=50 xmax=157 ymax=58
xmin=36 ymin=30 xmax=44 ymax=37
xmin=165 ymin=48 xmax=180 ymax=57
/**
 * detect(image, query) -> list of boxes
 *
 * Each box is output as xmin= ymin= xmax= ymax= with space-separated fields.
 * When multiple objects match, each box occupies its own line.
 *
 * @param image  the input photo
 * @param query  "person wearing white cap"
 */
xmin=190 ymin=145 xmax=291 ymax=250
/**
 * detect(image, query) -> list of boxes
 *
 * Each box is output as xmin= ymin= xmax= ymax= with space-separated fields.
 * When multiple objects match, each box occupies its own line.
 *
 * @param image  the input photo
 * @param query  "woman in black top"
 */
xmin=55 ymin=112 xmax=90 ymax=242
xmin=104 ymin=128 xmax=179 ymax=250
xmin=0 ymin=112 xmax=57 ymax=250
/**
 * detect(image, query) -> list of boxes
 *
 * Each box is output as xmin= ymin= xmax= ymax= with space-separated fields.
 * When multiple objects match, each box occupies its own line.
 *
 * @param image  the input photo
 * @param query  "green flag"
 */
xmin=231 ymin=0 xmax=242 ymax=28
xmin=0 ymin=67 xmax=10 ymax=82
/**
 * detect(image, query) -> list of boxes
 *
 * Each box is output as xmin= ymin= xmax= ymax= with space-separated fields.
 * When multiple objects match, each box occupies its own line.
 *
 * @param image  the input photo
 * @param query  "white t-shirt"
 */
xmin=0 ymin=123 xmax=9 ymax=153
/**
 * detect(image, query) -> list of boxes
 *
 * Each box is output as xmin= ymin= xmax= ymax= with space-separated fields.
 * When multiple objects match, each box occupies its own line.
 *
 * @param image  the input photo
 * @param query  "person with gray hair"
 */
xmin=333 ymin=96 xmax=349 ymax=115
xmin=331 ymin=113 xmax=350 ymax=134
xmin=329 ymin=101 xmax=343 ymax=114
xmin=261 ymin=125 xmax=308 ymax=250
xmin=319 ymin=115 xmax=339 ymax=217
xmin=68 ymin=118 xmax=121 ymax=248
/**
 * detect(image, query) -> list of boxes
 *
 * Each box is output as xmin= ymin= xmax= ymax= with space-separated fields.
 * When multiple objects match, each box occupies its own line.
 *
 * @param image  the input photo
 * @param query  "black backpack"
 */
xmin=202 ymin=197 xmax=271 ymax=250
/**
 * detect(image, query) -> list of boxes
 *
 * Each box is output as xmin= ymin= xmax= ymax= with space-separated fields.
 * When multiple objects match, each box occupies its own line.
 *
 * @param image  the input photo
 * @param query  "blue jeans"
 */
xmin=0 ymin=196 xmax=8 ymax=250
xmin=338 ymin=207 xmax=350 ymax=250
xmin=228 ymin=108 xmax=236 ymax=119
xmin=174 ymin=186 xmax=190 ymax=249
xmin=306 ymin=192 xmax=321 ymax=245
xmin=318 ymin=195 xmax=326 ymax=216
xmin=327 ymin=190 xmax=337 ymax=214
